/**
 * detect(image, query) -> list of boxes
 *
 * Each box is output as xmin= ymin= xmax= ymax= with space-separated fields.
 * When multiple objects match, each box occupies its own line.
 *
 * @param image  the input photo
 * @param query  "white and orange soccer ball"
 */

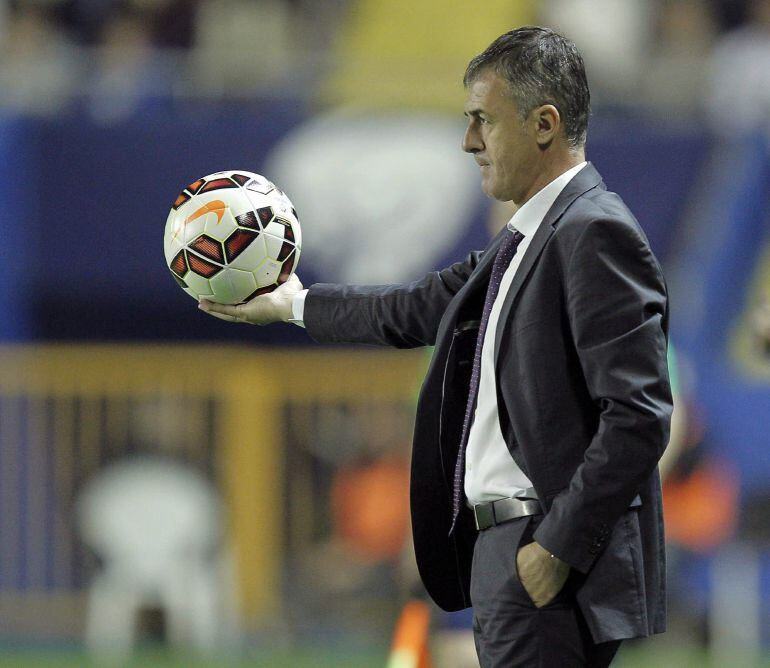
xmin=163 ymin=170 xmax=302 ymax=304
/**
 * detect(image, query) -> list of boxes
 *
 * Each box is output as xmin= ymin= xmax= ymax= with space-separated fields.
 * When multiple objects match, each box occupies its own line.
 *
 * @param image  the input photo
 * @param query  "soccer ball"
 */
xmin=163 ymin=170 xmax=302 ymax=304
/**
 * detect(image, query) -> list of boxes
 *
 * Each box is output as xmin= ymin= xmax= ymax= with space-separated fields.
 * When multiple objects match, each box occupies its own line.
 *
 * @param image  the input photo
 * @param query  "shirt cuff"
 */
xmin=289 ymin=289 xmax=308 ymax=328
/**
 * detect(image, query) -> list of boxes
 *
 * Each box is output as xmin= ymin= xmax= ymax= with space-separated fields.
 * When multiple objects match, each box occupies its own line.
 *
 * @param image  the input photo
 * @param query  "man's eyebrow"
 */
xmin=463 ymin=108 xmax=486 ymax=119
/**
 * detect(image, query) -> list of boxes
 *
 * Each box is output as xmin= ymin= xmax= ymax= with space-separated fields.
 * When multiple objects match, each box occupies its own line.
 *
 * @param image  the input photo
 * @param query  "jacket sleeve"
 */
xmin=533 ymin=217 xmax=673 ymax=574
xmin=303 ymin=250 xmax=484 ymax=348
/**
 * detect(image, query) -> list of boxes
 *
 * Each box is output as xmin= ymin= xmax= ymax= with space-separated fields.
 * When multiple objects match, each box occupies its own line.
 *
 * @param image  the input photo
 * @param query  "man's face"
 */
xmin=462 ymin=69 xmax=541 ymax=204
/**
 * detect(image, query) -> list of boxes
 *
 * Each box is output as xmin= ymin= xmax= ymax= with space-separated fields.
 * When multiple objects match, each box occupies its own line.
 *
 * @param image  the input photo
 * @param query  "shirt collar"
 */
xmin=507 ymin=161 xmax=587 ymax=237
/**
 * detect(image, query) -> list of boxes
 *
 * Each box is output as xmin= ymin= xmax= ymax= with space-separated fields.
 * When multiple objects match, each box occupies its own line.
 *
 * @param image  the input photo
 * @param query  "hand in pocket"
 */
xmin=516 ymin=541 xmax=570 ymax=608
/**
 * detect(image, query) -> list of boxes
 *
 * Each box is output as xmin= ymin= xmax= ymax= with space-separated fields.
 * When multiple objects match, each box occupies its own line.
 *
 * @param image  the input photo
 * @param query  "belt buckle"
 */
xmin=473 ymin=502 xmax=495 ymax=530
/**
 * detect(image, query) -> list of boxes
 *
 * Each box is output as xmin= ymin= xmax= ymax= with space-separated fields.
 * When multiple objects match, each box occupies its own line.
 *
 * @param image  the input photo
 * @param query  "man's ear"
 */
xmin=532 ymin=104 xmax=560 ymax=147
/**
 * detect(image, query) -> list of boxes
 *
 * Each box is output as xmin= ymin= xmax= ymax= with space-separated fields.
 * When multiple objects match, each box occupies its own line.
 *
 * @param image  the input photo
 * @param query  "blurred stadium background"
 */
xmin=1 ymin=0 xmax=769 ymax=666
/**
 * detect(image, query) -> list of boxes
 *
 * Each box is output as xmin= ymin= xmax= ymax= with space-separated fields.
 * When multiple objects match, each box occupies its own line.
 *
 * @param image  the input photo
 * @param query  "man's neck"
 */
xmin=518 ymin=149 xmax=586 ymax=206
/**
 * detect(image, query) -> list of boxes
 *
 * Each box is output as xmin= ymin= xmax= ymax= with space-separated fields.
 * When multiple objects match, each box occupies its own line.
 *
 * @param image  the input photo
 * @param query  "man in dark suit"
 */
xmin=201 ymin=26 xmax=672 ymax=668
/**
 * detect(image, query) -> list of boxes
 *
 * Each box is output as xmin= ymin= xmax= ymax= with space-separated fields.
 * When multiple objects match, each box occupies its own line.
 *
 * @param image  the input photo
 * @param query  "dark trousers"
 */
xmin=470 ymin=515 xmax=622 ymax=668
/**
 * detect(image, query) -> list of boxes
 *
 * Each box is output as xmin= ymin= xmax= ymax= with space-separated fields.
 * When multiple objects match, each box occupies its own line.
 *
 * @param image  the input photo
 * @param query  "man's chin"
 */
xmin=481 ymin=180 xmax=498 ymax=199
xmin=481 ymin=180 xmax=511 ymax=202
xmin=483 ymin=186 xmax=510 ymax=202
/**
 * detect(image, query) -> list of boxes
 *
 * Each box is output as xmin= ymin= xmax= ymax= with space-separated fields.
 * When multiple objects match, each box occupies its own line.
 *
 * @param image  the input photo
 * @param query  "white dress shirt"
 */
xmin=291 ymin=162 xmax=587 ymax=506
xmin=464 ymin=161 xmax=586 ymax=505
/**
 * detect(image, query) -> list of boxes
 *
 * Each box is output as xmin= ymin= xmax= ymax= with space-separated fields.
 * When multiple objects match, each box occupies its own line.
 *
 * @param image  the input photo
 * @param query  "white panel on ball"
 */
xmin=263 ymin=221 xmax=287 ymax=240
xmin=178 ymin=208 xmax=207 ymax=246
xmin=209 ymin=267 xmax=256 ymax=304
xmin=262 ymin=232 xmax=284 ymax=260
xmin=253 ymin=258 xmax=281 ymax=287
xmin=183 ymin=271 xmax=214 ymax=300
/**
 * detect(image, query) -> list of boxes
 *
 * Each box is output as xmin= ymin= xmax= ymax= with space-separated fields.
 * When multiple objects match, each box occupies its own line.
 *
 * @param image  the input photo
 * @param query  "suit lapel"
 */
xmin=458 ymin=226 xmax=508 ymax=294
xmin=493 ymin=163 xmax=604 ymax=359
xmin=432 ymin=226 xmax=508 ymax=341
xmin=421 ymin=225 xmax=509 ymax=388
xmin=492 ymin=221 xmax=554 ymax=360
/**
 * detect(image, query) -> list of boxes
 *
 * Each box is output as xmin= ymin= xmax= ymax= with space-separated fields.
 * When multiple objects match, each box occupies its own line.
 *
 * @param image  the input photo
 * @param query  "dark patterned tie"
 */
xmin=450 ymin=228 xmax=526 ymax=532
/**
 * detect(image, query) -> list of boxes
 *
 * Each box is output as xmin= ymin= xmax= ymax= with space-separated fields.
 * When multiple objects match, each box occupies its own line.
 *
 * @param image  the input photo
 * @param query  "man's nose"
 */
xmin=462 ymin=123 xmax=482 ymax=154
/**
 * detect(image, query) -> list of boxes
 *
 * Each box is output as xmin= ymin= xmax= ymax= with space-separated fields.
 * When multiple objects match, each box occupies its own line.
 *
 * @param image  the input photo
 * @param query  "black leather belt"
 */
xmin=472 ymin=492 xmax=643 ymax=531
xmin=472 ymin=496 xmax=542 ymax=531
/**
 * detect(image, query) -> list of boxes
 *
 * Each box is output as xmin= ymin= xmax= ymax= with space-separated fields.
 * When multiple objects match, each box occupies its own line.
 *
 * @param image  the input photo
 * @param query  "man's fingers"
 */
xmin=198 ymin=292 xmax=285 ymax=326
xmin=286 ymin=273 xmax=303 ymax=290
xmin=199 ymin=300 xmax=243 ymax=321
xmin=274 ymin=273 xmax=303 ymax=296
xmin=207 ymin=311 xmax=240 ymax=323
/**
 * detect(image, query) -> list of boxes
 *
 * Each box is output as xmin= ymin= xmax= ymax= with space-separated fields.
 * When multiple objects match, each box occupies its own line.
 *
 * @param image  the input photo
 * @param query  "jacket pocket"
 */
xmin=575 ymin=509 xmax=648 ymax=643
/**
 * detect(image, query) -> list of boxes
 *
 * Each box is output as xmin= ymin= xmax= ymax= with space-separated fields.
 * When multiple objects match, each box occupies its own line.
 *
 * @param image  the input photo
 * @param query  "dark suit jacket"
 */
xmin=303 ymin=163 xmax=672 ymax=643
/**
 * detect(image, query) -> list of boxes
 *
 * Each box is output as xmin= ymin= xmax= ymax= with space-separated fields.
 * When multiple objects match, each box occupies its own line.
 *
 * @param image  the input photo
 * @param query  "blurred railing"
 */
xmin=0 ymin=345 xmax=427 ymax=636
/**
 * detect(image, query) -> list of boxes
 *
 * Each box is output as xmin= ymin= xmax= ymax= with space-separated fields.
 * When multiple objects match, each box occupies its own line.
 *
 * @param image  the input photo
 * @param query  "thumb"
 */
xmin=278 ymin=273 xmax=303 ymax=293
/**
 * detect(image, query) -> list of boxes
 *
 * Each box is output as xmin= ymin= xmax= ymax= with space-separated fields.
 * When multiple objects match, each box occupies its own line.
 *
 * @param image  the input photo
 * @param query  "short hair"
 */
xmin=464 ymin=26 xmax=591 ymax=147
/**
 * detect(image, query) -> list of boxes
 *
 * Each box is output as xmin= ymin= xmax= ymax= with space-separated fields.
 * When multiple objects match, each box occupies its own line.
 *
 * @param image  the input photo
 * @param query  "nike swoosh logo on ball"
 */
xmin=185 ymin=200 xmax=226 ymax=225
xmin=172 ymin=200 xmax=226 ymax=241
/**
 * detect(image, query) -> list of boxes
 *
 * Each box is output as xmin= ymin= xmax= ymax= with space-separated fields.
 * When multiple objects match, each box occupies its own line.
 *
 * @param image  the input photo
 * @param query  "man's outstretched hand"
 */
xmin=198 ymin=274 xmax=303 ymax=325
